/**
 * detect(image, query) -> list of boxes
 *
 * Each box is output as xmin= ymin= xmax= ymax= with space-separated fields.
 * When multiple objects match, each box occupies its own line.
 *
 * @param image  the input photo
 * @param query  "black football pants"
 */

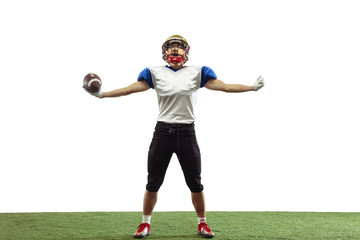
xmin=146 ymin=121 xmax=203 ymax=193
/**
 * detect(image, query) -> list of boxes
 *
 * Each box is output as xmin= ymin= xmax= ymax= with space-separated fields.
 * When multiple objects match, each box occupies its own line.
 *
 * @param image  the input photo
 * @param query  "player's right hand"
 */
xmin=83 ymin=86 xmax=103 ymax=98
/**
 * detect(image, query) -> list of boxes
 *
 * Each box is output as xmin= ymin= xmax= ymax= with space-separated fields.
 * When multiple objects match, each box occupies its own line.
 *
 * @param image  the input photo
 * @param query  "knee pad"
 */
xmin=146 ymin=174 xmax=165 ymax=192
xmin=184 ymin=173 xmax=203 ymax=192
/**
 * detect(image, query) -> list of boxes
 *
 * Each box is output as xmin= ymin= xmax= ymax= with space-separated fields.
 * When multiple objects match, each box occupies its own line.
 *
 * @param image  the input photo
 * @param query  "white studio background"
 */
xmin=1 ymin=0 xmax=359 ymax=213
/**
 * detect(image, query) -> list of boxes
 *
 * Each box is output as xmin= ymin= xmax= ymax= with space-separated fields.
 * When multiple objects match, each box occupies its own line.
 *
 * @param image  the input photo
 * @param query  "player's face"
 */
xmin=165 ymin=42 xmax=186 ymax=56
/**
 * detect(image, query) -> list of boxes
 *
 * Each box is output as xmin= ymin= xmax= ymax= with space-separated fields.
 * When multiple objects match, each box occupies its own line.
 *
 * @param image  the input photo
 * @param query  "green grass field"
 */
xmin=1 ymin=211 xmax=360 ymax=240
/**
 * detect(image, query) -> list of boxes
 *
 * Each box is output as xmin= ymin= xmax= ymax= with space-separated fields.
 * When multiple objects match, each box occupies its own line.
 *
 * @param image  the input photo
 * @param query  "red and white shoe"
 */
xmin=198 ymin=219 xmax=215 ymax=238
xmin=134 ymin=223 xmax=151 ymax=239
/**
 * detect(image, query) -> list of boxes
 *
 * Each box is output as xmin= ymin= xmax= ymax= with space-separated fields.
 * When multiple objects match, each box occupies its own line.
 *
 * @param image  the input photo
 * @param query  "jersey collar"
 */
xmin=165 ymin=65 xmax=186 ymax=72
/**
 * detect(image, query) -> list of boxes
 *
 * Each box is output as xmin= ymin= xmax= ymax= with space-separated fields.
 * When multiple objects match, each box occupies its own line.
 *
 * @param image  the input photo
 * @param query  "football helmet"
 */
xmin=162 ymin=35 xmax=190 ymax=64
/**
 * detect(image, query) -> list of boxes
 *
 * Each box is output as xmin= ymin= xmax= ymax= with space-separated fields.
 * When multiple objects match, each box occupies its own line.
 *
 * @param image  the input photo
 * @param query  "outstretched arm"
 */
xmin=101 ymin=80 xmax=150 ymax=98
xmin=85 ymin=80 xmax=150 ymax=98
xmin=204 ymin=76 xmax=264 ymax=92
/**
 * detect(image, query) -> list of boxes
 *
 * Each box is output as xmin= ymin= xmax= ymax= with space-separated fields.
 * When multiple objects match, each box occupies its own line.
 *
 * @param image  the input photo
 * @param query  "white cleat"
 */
xmin=134 ymin=223 xmax=151 ymax=239
xmin=198 ymin=219 xmax=215 ymax=238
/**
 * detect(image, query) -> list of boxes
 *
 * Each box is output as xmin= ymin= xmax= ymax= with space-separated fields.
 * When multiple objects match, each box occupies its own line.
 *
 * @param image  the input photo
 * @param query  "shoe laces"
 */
xmin=198 ymin=222 xmax=212 ymax=233
xmin=137 ymin=223 xmax=150 ymax=233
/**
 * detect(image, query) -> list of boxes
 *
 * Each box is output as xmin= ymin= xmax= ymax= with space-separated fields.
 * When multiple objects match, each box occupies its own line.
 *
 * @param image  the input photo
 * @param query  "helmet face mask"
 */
xmin=162 ymin=35 xmax=190 ymax=64
xmin=166 ymin=43 xmax=186 ymax=56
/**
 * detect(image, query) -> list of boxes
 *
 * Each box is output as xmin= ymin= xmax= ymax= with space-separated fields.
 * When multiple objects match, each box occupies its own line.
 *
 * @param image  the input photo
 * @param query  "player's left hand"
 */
xmin=253 ymin=76 xmax=264 ymax=91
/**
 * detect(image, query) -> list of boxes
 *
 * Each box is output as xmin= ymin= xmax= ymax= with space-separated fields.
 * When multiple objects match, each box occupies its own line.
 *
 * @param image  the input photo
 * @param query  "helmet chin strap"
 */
xmin=165 ymin=51 xmax=187 ymax=64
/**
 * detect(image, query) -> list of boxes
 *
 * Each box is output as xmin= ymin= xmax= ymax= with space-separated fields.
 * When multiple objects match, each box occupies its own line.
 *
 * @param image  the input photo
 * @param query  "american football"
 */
xmin=83 ymin=73 xmax=102 ymax=93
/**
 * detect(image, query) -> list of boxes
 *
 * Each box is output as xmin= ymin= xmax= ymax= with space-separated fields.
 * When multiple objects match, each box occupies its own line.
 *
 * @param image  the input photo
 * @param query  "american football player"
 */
xmin=85 ymin=35 xmax=264 ymax=238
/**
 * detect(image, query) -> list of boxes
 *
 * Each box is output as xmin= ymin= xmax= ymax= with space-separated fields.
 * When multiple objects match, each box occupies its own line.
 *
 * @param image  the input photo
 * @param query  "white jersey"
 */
xmin=137 ymin=65 xmax=217 ymax=124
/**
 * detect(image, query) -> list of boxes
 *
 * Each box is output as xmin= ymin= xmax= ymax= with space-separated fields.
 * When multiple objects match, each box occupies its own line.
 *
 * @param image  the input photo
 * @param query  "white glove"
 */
xmin=253 ymin=76 xmax=264 ymax=91
xmin=83 ymin=86 xmax=103 ymax=98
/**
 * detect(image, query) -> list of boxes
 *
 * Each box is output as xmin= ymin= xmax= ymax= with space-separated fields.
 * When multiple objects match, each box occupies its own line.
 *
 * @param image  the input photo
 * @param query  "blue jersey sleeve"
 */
xmin=137 ymin=68 xmax=154 ymax=89
xmin=200 ymin=66 xmax=217 ymax=88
